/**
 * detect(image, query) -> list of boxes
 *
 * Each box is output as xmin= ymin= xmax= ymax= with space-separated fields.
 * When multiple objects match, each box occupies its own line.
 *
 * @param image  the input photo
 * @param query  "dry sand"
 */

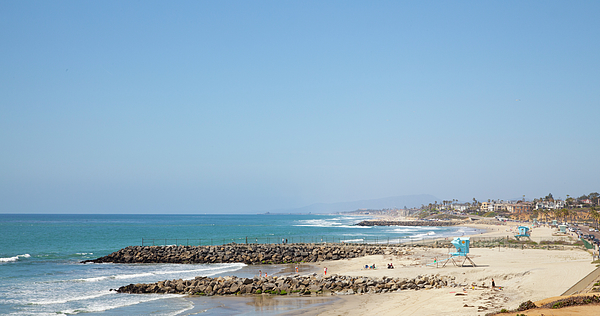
xmin=304 ymin=223 xmax=598 ymax=316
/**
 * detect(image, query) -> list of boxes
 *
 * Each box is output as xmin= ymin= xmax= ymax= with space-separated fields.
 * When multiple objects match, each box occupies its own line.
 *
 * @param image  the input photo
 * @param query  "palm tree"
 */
xmin=561 ymin=208 xmax=570 ymax=224
xmin=590 ymin=207 xmax=599 ymax=229
xmin=553 ymin=208 xmax=566 ymax=224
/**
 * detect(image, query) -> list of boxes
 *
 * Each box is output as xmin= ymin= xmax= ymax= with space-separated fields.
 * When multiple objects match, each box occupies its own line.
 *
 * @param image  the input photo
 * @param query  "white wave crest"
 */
xmin=0 ymin=254 xmax=31 ymax=263
xmin=55 ymin=294 xmax=177 ymax=315
xmin=294 ymin=219 xmax=370 ymax=228
xmin=29 ymin=291 xmax=113 ymax=305
xmin=74 ymin=263 xmax=245 ymax=282
xmin=410 ymin=231 xmax=437 ymax=238
xmin=340 ymin=238 xmax=364 ymax=243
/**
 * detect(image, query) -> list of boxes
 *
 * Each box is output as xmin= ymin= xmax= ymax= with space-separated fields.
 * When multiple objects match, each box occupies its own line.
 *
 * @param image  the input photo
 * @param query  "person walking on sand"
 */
xmin=491 ymin=278 xmax=495 ymax=288
xmin=324 ymin=267 xmax=327 ymax=276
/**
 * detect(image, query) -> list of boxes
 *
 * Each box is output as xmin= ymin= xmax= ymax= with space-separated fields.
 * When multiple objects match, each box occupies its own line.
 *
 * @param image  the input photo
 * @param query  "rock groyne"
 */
xmin=83 ymin=244 xmax=409 ymax=265
xmin=116 ymin=273 xmax=456 ymax=296
xmin=356 ymin=220 xmax=458 ymax=227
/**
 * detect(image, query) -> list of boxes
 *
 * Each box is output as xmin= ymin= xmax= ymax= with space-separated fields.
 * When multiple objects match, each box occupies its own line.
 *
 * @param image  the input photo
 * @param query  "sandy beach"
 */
xmin=301 ymin=223 xmax=598 ymax=316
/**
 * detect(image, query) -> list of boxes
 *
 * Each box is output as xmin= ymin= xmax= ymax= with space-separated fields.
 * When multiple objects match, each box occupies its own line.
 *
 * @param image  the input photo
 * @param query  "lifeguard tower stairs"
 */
xmin=514 ymin=226 xmax=530 ymax=240
xmin=427 ymin=237 xmax=476 ymax=268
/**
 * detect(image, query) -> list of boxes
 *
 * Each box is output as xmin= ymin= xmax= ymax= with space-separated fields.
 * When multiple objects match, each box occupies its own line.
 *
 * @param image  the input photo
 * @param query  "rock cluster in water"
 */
xmin=83 ymin=244 xmax=409 ymax=264
xmin=116 ymin=273 xmax=456 ymax=296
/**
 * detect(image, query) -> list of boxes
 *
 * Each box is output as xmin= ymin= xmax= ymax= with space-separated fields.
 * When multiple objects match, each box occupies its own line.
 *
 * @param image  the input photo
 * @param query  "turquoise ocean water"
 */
xmin=0 ymin=214 xmax=481 ymax=315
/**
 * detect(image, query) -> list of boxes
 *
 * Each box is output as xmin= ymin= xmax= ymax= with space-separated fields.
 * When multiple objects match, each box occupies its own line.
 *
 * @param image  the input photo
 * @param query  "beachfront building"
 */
xmin=436 ymin=202 xmax=469 ymax=213
xmin=480 ymin=202 xmax=491 ymax=213
xmin=452 ymin=203 xmax=469 ymax=212
xmin=480 ymin=200 xmax=533 ymax=214
xmin=535 ymin=200 xmax=565 ymax=210
xmin=506 ymin=202 xmax=533 ymax=214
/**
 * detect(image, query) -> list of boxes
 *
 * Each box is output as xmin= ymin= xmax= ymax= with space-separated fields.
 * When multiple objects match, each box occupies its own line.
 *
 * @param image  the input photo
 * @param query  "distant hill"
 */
xmin=268 ymin=194 xmax=439 ymax=214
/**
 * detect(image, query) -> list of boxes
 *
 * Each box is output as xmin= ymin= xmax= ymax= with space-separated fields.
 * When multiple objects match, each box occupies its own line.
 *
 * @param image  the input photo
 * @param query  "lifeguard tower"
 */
xmin=428 ymin=237 xmax=476 ymax=267
xmin=514 ymin=226 xmax=530 ymax=240
xmin=558 ymin=224 xmax=567 ymax=233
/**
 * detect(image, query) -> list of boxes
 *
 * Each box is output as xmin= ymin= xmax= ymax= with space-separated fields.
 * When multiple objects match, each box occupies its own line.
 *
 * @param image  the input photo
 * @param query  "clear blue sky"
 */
xmin=1 ymin=1 xmax=599 ymax=213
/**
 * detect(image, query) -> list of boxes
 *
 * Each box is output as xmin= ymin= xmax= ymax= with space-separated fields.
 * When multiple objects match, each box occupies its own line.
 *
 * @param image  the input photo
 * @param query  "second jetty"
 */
xmin=355 ymin=220 xmax=458 ymax=226
xmin=82 ymin=244 xmax=409 ymax=265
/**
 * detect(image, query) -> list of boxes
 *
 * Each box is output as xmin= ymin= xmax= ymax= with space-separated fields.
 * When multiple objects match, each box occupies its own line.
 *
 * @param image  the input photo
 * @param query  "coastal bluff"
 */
xmin=356 ymin=220 xmax=458 ymax=227
xmin=117 ymin=273 xmax=456 ymax=296
xmin=82 ymin=244 xmax=407 ymax=265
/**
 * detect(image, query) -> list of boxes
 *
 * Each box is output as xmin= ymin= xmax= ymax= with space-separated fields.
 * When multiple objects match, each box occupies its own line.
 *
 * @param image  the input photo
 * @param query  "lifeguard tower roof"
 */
xmin=450 ymin=237 xmax=470 ymax=256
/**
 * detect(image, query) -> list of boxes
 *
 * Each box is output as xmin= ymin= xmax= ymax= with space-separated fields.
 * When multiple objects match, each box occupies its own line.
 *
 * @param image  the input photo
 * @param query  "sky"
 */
xmin=1 ymin=1 xmax=599 ymax=214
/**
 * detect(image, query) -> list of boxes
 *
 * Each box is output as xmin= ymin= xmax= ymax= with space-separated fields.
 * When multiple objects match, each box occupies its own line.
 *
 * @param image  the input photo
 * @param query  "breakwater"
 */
xmin=117 ymin=273 xmax=456 ymax=296
xmin=83 ymin=244 xmax=408 ymax=264
xmin=356 ymin=220 xmax=458 ymax=227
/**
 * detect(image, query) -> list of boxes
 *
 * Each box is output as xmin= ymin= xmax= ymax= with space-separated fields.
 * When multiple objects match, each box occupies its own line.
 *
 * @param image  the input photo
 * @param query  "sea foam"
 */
xmin=74 ymin=263 xmax=245 ymax=282
xmin=0 ymin=254 xmax=30 ymax=263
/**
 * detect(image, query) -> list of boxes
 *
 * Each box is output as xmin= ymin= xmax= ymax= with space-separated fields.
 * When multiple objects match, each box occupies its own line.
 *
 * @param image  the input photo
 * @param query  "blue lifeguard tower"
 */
xmin=514 ymin=226 xmax=530 ymax=240
xmin=428 ymin=237 xmax=476 ymax=267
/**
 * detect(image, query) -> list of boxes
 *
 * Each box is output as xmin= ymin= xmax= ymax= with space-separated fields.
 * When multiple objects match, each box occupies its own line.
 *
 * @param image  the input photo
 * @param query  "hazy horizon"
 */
xmin=2 ymin=1 xmax=599 ymax=214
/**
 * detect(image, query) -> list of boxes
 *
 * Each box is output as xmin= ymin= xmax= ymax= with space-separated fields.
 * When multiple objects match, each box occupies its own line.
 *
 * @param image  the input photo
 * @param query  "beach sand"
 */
xmin=302 ymin=223 xmax=597 ymax=316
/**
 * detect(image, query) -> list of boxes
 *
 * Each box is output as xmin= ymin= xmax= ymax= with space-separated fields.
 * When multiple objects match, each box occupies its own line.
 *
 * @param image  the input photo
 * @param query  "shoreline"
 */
xmin=106 ymin=220 xmax=596 ymax=315
xmin=307 ymin=223 xmax=596 ymax=316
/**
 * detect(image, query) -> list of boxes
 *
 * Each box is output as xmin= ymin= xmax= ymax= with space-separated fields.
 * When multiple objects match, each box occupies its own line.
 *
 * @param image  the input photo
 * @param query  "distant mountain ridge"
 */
xmin=268 ymin=194 xmax=439 ymax=214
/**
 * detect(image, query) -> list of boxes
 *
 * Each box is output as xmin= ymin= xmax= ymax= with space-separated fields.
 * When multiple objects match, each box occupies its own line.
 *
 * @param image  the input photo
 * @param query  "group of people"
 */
xmin=364 ymin=264 xmax=376 ymax=269
xmin=387 ymin=263 xmax=394 ymax=269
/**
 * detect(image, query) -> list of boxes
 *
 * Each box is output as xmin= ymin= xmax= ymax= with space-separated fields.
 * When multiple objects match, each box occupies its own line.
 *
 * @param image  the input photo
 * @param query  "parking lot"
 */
xmin=571 ymin=224 xmax=600 ymax=249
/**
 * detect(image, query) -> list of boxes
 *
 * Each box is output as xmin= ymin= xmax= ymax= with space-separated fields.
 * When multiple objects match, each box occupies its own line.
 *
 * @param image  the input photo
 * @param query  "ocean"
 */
xmin=0 ymin=214 xmax=482 ymax=315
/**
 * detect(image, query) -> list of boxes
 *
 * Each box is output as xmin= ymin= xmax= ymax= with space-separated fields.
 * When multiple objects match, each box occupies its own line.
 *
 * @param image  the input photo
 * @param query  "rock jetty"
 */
xmin=83 ymin=244 xmax=408 ymax=265
xmin=116 ymin=273 xmax=457 ymax=296
xmin=356 ymin=220 xmax=458 ymax=227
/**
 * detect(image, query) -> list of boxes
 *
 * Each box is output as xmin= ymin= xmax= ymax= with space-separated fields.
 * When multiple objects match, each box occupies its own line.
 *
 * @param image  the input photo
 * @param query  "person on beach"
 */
xmin=491 ymin=278 xmax=495 ymax=288
xmin=295 ymin=265 xmax=298 ymax=273
xmin=258 ymin=270 xmax=262 ymax=277
xmin=324 ymin=267 xmax=327 ymax=275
